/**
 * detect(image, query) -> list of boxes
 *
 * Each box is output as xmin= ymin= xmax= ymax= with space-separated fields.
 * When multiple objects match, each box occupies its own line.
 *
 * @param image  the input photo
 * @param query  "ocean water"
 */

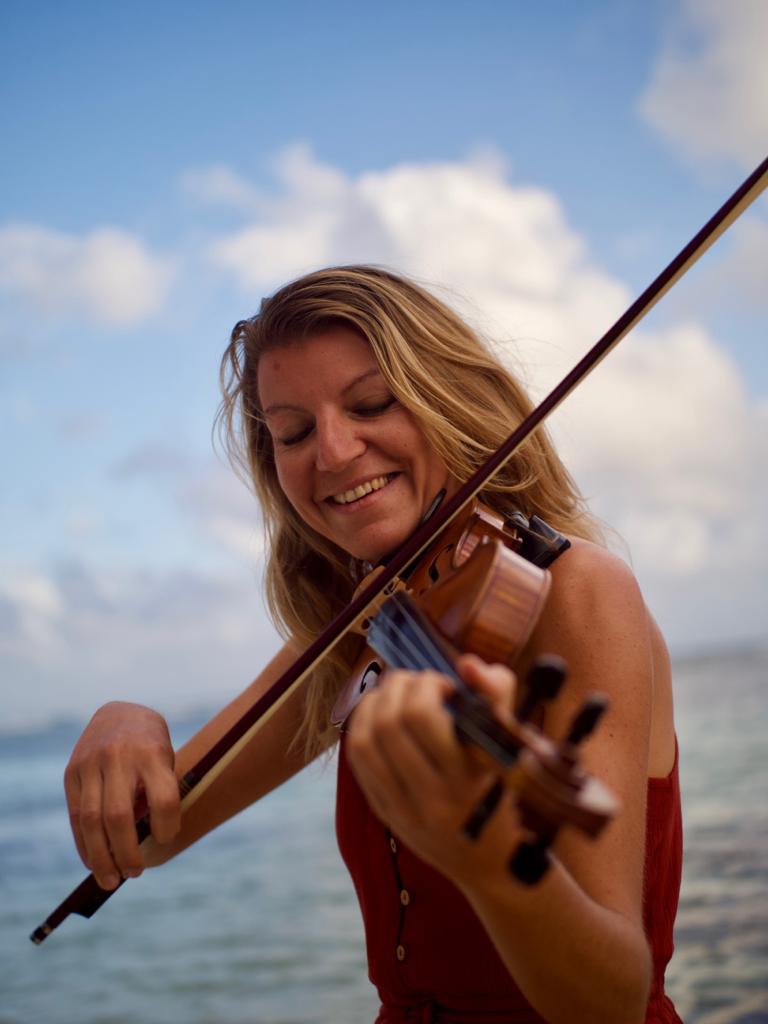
xmin=663 ymin=648 xmax=768 ymax=1024
xmin=1 ymin=648 xmax=766 ymax=1024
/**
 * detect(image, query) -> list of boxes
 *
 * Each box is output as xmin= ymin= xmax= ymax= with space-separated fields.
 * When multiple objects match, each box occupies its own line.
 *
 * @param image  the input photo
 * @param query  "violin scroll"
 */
xmin=458 ymin=656 xmax=568 ymax=844
xmin=447 ymin=656 xmax=618 ymax=884
xmin=506 ymin=681 xmax=613 ymax=884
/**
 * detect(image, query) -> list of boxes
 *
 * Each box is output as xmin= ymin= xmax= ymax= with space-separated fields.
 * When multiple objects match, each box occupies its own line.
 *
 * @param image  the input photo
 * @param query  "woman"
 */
xmin=64 ymin=266 xmax=682 ymax=1023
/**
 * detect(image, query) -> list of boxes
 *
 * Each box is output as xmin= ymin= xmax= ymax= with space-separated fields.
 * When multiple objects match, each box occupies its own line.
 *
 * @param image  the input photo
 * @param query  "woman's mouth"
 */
xmin=328 ymin=473 xmax=398 ymax=506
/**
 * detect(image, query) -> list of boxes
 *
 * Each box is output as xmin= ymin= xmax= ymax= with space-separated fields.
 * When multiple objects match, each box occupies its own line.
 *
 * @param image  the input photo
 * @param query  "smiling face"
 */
xmin=258 ymin=326 xmax=454 ymax=563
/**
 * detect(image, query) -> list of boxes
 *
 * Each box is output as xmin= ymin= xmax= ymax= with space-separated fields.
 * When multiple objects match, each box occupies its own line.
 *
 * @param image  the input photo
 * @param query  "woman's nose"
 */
xmin=315 ymin=415 xmax=366 ymax=472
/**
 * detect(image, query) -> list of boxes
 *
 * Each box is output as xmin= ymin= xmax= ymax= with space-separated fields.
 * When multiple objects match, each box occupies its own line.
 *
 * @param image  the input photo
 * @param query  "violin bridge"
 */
xmin=350 ymin=572 xmax=409 ymax=636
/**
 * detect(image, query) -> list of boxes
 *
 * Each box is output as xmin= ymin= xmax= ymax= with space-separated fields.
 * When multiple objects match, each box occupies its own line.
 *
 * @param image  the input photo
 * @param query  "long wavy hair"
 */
xmin=217 ymin=265 xmax=602 ymax=757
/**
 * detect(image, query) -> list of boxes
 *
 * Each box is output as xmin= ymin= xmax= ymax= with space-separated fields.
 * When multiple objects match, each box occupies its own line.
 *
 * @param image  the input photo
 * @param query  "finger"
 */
xmin=456 ymin=655 xmax=517 ymax=722
xmin=350 ymin=672 xmax=487 ymax=819
xmin=351 ymin=682 xmax=501 ymax=840
xmin=348 ymin=682 xmax=419 ymax=798
xmin=375 ymin=669 xmax=461 ymax=779
xmin=63 ymin=763 xmax=89 ymax=868
xmin=142 ymin=765 xmax=182 ymax=846
xmin=77 ymin=770 xmax=121 ymax=890
xmin=347 ymin=677 xmax=443 ymax=818
xmin=101 ymin=761 xmax=146 ymax=879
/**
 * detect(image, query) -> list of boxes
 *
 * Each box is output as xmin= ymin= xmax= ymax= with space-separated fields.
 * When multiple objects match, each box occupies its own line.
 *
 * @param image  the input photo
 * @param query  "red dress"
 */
xmin=336 ymin=734 xmax=683 ymax=1023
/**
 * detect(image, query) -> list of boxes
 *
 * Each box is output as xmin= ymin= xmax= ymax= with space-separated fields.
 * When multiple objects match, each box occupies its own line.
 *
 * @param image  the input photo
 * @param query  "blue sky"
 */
xmin=2 ymin=0 xmax=766 ymax=728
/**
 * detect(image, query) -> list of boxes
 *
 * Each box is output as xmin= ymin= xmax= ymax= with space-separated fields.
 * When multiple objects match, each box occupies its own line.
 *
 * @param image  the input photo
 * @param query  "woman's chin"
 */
xmin=344 ymin=526 xmax=414 ymax=567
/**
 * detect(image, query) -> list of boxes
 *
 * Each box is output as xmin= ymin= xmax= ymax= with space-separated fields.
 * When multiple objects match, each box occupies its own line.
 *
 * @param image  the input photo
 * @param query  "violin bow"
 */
xmin=31 ymin=154 xmax=768 ymax=944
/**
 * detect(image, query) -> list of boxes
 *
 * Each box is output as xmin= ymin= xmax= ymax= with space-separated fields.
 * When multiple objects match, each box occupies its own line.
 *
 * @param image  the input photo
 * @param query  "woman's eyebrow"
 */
xmin=342 ymin=366 xmax=383 ymax=394
xmin=263 ymin=367 xmax=383 ymax=416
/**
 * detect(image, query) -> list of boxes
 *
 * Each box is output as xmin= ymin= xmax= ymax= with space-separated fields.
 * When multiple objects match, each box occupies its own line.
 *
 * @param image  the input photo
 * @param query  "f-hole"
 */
xmin=417 ymin=543 xmax=455 ymax=593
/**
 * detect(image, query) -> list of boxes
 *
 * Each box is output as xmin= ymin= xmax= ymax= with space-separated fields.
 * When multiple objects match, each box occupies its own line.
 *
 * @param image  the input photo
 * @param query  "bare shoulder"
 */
xmin=521 ymin=536 xmax=655 ymax=760
xmin=523 ymin=536 xmax=677 ymax=780
xmin=551 ymin=535 xmax=641 ymax=596
xmin=520 ymin=539 xmax=663 ymax=920
xmin=532 ymin=537 xmax=649 ymax=655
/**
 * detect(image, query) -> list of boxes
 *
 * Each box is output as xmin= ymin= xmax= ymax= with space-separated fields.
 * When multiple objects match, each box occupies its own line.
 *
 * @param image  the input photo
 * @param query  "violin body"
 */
xmin=331 ymin=501 xmax=551 ymax=726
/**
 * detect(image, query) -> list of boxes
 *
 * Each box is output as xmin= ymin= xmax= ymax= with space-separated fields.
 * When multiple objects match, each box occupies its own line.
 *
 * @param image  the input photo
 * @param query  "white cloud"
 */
xmin=107 ymin=441 xmax=266 ymax=565
xmin=181 ymin=164 xmax=265 ymax=215
xmin=205 ymin=514 xmax=265 ymax=563
xmin=697 ymin=212 xmax=768 ymax=312
xmin=4 ymin=570 xmax=62 ymax=622
xmin=196 ymin=146 xmax=767 ymax=649
xmin=207 ymin=143 xmax=398 ymax=290
xmin=0 ymin=559 xmax=278 ymax=730
xmin=639 ymin=0 xmax=768 ymax=167
xmin=0 ymin=224 xmax=174 ymax=326
xmin=559 ymin=323 xmax=760 ymax=571
xmin=178 ymin=458 xmax=266 ymax=564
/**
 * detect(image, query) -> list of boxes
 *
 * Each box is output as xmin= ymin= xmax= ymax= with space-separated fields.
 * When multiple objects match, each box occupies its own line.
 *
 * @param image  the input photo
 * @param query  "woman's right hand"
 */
xmin=63 ymin=702 xmax=181 ymax=890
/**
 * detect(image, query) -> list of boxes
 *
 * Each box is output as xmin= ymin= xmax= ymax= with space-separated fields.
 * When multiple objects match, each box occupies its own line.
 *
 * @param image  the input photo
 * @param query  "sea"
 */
xmin=1 ymin=647 xmax=766 ymax=1024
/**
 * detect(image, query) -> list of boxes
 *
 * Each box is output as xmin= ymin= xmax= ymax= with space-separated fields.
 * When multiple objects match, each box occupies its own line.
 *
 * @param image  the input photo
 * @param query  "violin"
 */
xmin=30 ymin=153 xmax=768 ymax=944
xmin=333 ymin=500 xmax=618 ymax=884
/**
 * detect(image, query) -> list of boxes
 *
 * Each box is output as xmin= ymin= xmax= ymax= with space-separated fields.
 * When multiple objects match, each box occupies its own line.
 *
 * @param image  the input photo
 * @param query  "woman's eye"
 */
xmin=355 ymin=396 xmax=396 ymax=416
xmin=275 ymin=396 xmax=395 ymax=446
xmin=278 ymin=425 xmax=312 ymax=447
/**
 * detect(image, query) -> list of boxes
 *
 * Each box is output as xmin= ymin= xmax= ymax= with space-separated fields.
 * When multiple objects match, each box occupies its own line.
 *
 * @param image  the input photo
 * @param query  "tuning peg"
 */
xmin=518 ymin=655 xmax=567 ymax=722
xmin=565 ymin=694 xmax=609 ymax=747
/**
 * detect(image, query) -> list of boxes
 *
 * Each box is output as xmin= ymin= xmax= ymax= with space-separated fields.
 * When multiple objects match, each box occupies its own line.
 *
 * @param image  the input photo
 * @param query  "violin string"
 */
xmin=371 ymin=607 xmax=433 ymax=673
xmin=388 ymin=603 xmax=440 ymax=671
xmin=369 ymin=601 xmax=424 ymax=669
xmin=387 ymin=597 xmax=458 ymax=678
xmin=374 ymin=598 xmax=456 ymax=680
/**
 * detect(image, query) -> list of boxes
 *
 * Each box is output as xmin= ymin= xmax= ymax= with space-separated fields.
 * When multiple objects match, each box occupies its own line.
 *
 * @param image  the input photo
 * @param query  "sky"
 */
xmin=1 ymin=0 xmax=767 ymax=730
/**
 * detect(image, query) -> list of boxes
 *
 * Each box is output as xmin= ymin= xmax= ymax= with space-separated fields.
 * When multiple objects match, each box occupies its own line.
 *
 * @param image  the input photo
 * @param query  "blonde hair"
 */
xmin=217 ymin=265 xmax=602 ymax=757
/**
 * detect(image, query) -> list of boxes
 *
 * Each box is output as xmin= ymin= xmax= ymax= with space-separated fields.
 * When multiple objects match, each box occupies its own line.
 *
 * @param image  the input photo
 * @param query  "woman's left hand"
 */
xmin=345 ymin=654 xmax=524 ymax=889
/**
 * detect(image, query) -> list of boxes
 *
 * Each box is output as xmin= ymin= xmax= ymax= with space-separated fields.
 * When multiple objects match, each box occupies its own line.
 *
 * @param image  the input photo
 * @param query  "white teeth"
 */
xmin=332 ymin=475 xmax=390 ymax=505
